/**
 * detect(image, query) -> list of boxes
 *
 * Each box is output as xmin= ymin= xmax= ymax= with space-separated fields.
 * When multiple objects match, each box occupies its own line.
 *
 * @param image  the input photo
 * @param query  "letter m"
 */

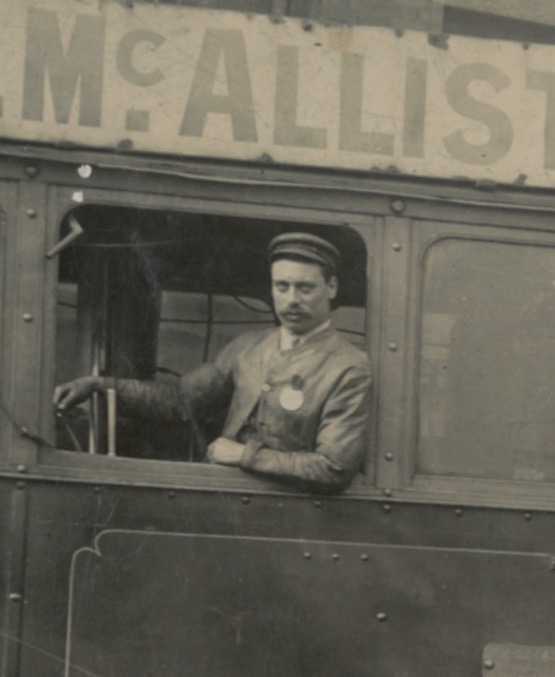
xmin=23 ymin=8 xmax=104 ymax=126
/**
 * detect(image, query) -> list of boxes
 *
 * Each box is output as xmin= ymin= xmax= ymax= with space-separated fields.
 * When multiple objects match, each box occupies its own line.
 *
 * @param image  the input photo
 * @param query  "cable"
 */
xmin=56 ymin=412 xmax=83 ymax=453
xmin=232 ymin=295 xmax=273 ymax=314
xmin=67 ymin=238 xmax=203 ymax=249
xmin=57 ymin=302 xmax=275 ymax=324
xmin=0 ymin=396 xmax=56 ymax=449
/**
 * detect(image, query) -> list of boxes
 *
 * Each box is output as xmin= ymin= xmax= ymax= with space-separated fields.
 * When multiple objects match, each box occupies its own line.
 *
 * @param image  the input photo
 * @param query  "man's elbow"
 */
xmin=306 ymin=457 xmax=362 ymax=495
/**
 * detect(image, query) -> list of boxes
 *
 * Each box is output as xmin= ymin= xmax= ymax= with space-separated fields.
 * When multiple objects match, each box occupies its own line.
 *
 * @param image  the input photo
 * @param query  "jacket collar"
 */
xmin=279 ymin=319 xmax=333 ymax=351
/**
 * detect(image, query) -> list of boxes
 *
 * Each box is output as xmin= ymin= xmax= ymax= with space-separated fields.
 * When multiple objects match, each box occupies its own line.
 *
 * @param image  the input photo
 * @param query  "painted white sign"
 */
xmin=1 ymin=0 xmax=554 ymax=187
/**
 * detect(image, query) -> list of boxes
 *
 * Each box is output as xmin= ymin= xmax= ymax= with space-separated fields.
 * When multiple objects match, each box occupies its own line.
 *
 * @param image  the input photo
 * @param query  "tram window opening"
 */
xmin=418 ymin=237 xmax=555 ymax=483
xmin=54 ymin=207 xmax=368 ymax=464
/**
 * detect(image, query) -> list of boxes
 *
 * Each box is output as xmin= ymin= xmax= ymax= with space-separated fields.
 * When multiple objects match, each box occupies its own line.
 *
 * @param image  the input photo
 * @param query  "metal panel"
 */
xmin=445 ymin=0 xmax=555 ymax=27
xmin=0 ymin=485 xmax=13 ymax=676
xmin=14 ymin=480 xmax=555 ymax=677
xmin=7 ymin=178 xmax=48 ymax=467
xmin=59 ymin=530 xmax=555 ymax=677
xmin=303 ymin=0 xmax=444 ymax=32
xmin=0 ymin=482 xmax=28 ymax=677
xmin=0 ymin=181 xmax=18 ymax=465
xmin=482 ymin=644 xmax=555 ymax=676
xmin=374 ymin=217 xmax=412 ymax=490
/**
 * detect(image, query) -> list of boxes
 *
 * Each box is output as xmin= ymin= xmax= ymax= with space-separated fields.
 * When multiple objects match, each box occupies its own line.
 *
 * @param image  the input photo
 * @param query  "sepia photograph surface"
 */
xmin=1 ymin=1 xmax=555 ymax=676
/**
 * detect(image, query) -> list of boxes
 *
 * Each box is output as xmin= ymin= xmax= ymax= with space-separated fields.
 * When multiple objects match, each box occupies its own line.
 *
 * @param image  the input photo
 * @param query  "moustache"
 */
xmin=281 ymin=309 xmax=308 ymax=318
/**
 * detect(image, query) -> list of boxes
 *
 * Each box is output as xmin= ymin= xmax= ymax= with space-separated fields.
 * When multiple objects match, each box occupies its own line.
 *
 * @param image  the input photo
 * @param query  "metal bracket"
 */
xmin=46 ymin=214 xmax=83 ymax=259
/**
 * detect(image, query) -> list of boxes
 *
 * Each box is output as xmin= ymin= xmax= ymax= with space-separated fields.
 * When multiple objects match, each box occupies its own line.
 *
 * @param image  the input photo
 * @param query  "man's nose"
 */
xmin=285 ymin=286 xmax=299 ymax=303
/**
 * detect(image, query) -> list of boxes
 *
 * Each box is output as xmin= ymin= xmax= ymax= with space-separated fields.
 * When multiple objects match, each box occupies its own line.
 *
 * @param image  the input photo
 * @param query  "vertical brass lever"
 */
xmin=106 ymin=388 xmax=117 ymax=457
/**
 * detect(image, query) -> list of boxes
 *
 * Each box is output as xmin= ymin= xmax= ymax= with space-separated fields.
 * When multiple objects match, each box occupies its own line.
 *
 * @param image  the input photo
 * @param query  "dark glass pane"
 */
xmin=419 ymin=237 xmax=555 ymax=482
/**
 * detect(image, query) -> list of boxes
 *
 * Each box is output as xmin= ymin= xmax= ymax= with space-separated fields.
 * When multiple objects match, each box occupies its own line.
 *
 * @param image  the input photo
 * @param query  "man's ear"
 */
xmin=328 ymin=276 xmax=338 ymax=300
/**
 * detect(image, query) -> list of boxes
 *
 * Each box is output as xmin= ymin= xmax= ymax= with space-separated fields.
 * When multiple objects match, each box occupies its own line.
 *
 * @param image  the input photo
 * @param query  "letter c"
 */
xmin=116 ymin=29 xmax=165 ymax=86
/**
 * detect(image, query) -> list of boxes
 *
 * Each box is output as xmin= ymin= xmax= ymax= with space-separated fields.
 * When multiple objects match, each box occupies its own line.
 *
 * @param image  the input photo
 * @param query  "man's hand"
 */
xmin=207 ymin=437 xmax=245 ymax=466
xmin=53 ymin=376 xmax=101 ymax=411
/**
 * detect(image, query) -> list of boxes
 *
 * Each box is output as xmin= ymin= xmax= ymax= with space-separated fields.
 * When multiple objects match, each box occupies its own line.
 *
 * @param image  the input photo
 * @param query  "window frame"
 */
xmin=40 ymin=180 xmax=377 ymax=496
xmin=5 ymin=151 xmax=555 ymax=507
xmin=405 ymin=218 xmax=555 ymax=506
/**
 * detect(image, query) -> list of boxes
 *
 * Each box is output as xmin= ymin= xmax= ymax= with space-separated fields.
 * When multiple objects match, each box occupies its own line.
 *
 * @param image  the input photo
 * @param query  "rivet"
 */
xmin=22 ymin=313 xmax=33 ymax=323
xmin=303 ymin=552 xmax=312 ymax=560
xmin=455 ymin=508 xmax=463 ymax=517
xmin=390 ymin=198 xmax=405 ymax=214
xmin=314 ymin=500 xmax=322 ymax=508
xmin=361 ymin=554 xmax=369 ymax=562
xmin=303 ymin=21 xmax=313 ymax=31
xmin=241 ymin=496 xmax=250 ymax=505
xmin=388 ymin=342 xmax=398 ymax=352
xmin=392 ymin=242 xmax=402 ymax=251
xmin=77 ymin=164 xmax=93 ymax=179
xmin=385 ymin=452 xmax=394 ymax=462
xmin=383 ymin=488 xmax=392 ymax=497
xmin=168 ymin=491 xmax=176 ymax=499
xmin=17 ymin=465 xmax=27 ymax=474
xmin=484 ymin=659 xmax=495 ymax=670
xmin=25 ymin=166 xmax=39 ymax=179
xmin=16 ymin=481 xmax=25 ymax=490
xmin=332 ymin=553 xmax=340 ymax=560
xmin=549 ymin=558 xmax=555 ymax=571
xmin=377 ymin=612 xmax=388 ymax=622
xmin=116 ymin=138 xmax=134 ymax=150
xmin=524 ymin=512 xmax=532 ymax=521
xmin=382 ymin=503 xmax=392 ymax=513
xmin=9 ymin=593 xmax=22 ymax=602
xmin=26 ymin=209 xmax=37 ymax=218
xmin=93 ymin=486 xmax=101 ymax=494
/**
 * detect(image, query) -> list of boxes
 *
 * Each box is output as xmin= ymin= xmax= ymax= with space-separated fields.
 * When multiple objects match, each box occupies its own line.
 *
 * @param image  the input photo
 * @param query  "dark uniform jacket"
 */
xmin=111 ymin=326 xmax=372 ymax=492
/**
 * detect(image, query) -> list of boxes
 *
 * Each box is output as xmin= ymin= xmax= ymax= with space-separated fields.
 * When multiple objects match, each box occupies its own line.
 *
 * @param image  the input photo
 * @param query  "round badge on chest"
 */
xmin=279 ymin=387 xmax=304 ymax=411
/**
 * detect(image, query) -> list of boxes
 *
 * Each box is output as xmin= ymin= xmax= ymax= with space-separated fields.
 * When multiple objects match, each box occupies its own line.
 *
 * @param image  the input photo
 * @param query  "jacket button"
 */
xmin=262 ymin=383 xmax=271 ymax=392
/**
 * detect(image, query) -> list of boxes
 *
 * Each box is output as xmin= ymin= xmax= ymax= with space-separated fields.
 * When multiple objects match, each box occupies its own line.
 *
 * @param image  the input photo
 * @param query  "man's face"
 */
xmin=271 ymin=259 xmax=338 ymax=335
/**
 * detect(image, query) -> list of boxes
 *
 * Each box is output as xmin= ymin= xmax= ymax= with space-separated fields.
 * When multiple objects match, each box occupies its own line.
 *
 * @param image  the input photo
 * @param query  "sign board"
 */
xmin=1 ymin=0 xmax=555 ymax=187
xmin=483 ymin=644 xmax=555 ymax=676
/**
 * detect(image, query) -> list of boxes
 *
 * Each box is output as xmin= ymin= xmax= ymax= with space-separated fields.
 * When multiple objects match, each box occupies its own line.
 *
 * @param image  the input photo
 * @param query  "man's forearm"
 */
xmin=99 ymin=377 xmax=183 ymax=422
xmin=239 ymin=440 xmax=359 ymax=493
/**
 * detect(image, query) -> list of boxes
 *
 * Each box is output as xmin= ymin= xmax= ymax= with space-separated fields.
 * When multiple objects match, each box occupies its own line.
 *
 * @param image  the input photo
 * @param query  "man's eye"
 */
xmin=298 ymin=285 xmax=314 ymax=294
xmin=275 ymin=283 xmax=288 ymax=292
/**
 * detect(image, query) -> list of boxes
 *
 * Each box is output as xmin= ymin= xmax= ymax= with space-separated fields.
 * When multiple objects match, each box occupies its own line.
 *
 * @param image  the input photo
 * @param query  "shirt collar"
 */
xmin=279 ymin=319 xmax=332 ymax=351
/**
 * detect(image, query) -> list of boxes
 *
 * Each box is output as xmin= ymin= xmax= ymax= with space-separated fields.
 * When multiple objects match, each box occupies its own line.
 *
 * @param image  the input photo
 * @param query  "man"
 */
xmin=53 ymin=233 xmax=372 ymax=493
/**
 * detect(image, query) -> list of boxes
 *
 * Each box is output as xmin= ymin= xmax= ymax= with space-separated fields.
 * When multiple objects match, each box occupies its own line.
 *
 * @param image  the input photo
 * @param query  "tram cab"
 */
xmin=2 ymin=1 xmax=555 ymax=676
xmin=54 ymin=207 xmax=368 ymax=462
